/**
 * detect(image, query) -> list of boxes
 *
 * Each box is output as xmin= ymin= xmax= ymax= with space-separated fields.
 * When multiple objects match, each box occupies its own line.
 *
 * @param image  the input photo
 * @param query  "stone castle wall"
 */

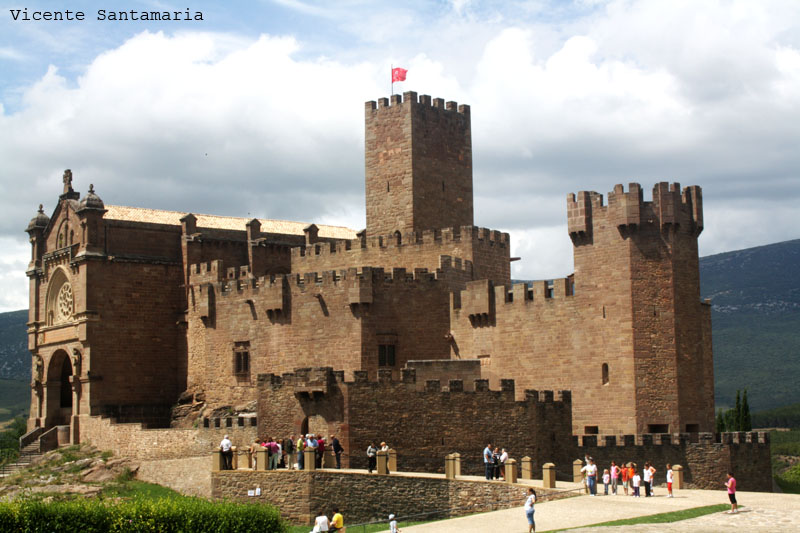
xmin=78 ymin=413 xmax=256 ymax=461
xmin=185 ymin=262 xmax=473 ymax=407
xmin=256 ymin=368 xmax=573 ymax=476
xmin=212 ymin=470 xmax=563 ymax=525
xmin=576 ymin=431 xmax=771 ymax=492
xmin=449 ymin=183 xmax=713 ymax=436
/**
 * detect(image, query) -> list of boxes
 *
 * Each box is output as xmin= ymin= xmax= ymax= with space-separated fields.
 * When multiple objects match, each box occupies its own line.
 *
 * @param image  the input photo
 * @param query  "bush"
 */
xmin=0 ymin=498 xmax=288 ymax=532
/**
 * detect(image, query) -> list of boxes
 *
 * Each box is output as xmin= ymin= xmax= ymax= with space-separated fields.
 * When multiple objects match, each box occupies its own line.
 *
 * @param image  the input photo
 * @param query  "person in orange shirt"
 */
xmin=621 ymin=462 xmax=630 ymax=495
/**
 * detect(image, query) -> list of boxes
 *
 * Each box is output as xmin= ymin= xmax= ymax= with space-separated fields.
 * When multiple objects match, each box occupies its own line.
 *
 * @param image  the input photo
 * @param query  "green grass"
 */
xmin=288 ymin=520 xmax=429 ymax=533
xmin=548 ymin=504 xmax=731 ymax=531
xmin=99 ymin=480 xmax=185 ymax=501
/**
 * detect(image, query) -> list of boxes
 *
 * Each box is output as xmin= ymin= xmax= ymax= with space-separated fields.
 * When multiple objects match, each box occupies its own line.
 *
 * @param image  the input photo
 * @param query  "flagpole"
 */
xmin=391 ymin=63 xmax=393 ymax=96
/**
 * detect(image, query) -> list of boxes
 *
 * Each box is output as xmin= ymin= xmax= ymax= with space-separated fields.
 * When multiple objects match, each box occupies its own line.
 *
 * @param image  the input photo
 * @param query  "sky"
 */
xmin=0 ymin=0 xmax=799 ymax=312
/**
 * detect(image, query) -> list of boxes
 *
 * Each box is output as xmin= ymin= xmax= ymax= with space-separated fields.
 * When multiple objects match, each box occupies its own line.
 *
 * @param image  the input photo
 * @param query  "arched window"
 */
xmin=46 ymin=269 xmax=74 ymax=326
xmin=602 ymin=363 xmax=609 ymax=385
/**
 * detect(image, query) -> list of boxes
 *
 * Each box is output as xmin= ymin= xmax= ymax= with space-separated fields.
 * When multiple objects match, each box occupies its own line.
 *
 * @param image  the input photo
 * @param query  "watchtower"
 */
xmin=364 ymin=91 xmax=473 ymax=237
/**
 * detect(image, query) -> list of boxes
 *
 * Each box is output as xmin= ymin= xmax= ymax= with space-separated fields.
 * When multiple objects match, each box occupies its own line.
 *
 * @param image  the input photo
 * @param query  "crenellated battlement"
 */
xmin=567 ymin=182 xmax=703 ymax=242
xmin=575 ymin=431 xmax=769 ymax=449
xmin=365 ymin=91 xmax=471 ymax=117
xmin=188 ymin=256 xmax=474 ymax=318
xmin=292 ymin=225 xmax=508 ymax=260
xmin=452 ymin=277 xmax=575 ymax=317
xmin=258 ymin=366 xmax=570 ymax=408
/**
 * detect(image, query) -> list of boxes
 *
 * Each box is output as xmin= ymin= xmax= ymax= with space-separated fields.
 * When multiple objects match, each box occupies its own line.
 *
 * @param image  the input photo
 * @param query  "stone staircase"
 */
xmin=0 ymin=442 xmax=42 ymax=478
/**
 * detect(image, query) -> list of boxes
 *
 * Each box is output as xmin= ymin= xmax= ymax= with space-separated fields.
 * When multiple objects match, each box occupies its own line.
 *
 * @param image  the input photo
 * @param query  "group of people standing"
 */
xmin=482 ymin=443 xmax=510 ymax=480
xmin=580 ymin=457 xmax=674 ymax=498
xmin=220 ymin=433 xmax=344 ymax=471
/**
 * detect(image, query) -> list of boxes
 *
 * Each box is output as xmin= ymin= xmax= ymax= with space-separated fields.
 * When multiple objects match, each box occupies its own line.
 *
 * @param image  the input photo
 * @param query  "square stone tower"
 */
xmin=364 ymin=91 xmax=473 ymax=237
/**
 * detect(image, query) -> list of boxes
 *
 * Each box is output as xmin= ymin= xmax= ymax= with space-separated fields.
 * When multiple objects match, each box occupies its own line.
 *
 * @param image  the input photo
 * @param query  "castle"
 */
xmin=24 ymin=91 xmax=726 ymax=481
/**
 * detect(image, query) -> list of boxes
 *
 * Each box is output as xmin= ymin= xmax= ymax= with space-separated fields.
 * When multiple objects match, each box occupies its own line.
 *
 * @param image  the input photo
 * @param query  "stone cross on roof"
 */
xmin=63 ymin=169 xmax=73 ymax=194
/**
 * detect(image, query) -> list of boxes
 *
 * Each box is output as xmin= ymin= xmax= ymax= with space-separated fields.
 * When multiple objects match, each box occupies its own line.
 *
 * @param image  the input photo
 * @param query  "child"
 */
xmin=666 ymin=464 xmax=674 ymax=498
xmin=602 ymin=468 xmax=610 ymax=495
xmin=632 ymin=470 xmax=641 ymax=497
xmin=621 ymin=462 xmax=629 ymax=496
xmin=389 ymin=513 xmax=400 ymax=533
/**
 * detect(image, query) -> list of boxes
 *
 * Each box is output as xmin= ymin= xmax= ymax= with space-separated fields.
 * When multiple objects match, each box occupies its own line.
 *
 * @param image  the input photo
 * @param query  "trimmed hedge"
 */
xmin=0 ymin=498 xmax=287 ymax=532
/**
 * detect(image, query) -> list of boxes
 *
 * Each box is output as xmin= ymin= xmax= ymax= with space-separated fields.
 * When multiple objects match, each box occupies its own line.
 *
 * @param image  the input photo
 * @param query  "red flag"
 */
xmin=392 ymin=67 xmax=407 ymax=82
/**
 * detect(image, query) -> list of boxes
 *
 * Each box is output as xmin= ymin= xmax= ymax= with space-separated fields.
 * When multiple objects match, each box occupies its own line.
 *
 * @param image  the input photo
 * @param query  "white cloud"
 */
xmin=2 ymin=1 xmax=800 ymax=310
xmin=0 ymin=237 xmax=30 ymax=312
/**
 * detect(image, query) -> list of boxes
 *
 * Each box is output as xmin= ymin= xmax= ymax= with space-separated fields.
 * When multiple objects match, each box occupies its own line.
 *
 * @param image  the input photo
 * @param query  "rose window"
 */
xmin=56 ymin=283 xmax=74 ymax=323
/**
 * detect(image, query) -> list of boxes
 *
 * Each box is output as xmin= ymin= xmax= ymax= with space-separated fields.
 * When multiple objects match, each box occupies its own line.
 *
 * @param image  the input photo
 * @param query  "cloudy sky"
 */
xmin=1 ymin=0 xmax=798 ymax=312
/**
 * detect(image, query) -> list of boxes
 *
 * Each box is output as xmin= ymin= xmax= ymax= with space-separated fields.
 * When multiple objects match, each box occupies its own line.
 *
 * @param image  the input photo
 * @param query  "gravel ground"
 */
xmin=391 ymin=488 xmax=800 ymax=533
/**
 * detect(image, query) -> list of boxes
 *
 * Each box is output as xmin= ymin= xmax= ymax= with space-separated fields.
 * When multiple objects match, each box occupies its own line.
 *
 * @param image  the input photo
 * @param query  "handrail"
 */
xmin=39 ymin=426 xmax=61 ymax=453
xmin=19 ymin=427 xmax=43 ymax=451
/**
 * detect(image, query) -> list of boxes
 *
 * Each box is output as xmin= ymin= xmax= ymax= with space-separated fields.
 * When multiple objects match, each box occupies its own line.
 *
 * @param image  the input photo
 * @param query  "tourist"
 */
xmin=268 ymin=437 xmax=281 ymax=470
xmin=581 ymin=457 xmax=598 ymax=496
xmin=331 ymin=434 xmax=344 ymax=469
xmin=219 ymin=434 xmax=233 ymax=470
xmin=388 ymin=513 xmax=400 ymax=533
xmin=380 ymin=441 xmax=390 ymax=474
xmin=621 ymin=461 xmax=629 ymax=495
xmin=313 ymin=509 xmax=330 ymax=532
xmin=628 ymin=463 xmax=636 ymax=495
xmin=330 ymin=506 xmax=345 ymax=532
xmin=666 ymin=464 xmax=674 ymax=497
xmin=317 ymin=434 xmax=326 ymax=469
xmin=644 ymin=462 xmax=656 ymax=496
xmin=632 ymin=468 xmax=641 ymax=497
xmin=285 ymin=435 xmax=296 ymax=470
xmin=297 ymin=435 xmax=306 ymax=470
xmin=249 ymin=439 xmax=261 ymax=469
xmin=610 ymin=461 xmax=619 ymax=495
xmin=499 ymin=448 xmax=509 ymax=480
xmin=483 ymin=443 xmax=493 ymax=480
xmin=725 ymin=471 xmax=738 ymax=513
xmin=307 ymin=434 xmax=319 ymax=462
xmin=366 ymin=442 xmax=377 ymax=473
xmin=602 ymin=468 xmax=610 ymax=495
xmin=523 ymin=487 xmax=536 ymax=533
xmin=493 ymin=447 xmax=501 ymax=479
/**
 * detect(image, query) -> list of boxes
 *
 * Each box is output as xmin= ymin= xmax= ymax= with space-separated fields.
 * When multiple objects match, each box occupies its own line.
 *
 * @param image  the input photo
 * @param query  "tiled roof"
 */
xmin=103 ymin=205 xmax=357 ymax=240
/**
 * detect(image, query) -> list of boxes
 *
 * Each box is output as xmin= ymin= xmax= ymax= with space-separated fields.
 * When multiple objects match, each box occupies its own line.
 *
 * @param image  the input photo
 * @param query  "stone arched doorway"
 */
xmin=45 ymin=350 xmax=74 ymax=427
xmin=300 ymin=414 xmax=329 ymax=438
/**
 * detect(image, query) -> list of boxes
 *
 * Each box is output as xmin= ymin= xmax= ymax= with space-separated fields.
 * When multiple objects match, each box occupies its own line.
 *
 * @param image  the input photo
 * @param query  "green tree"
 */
xmin=735 ymin=390 xmax=742 ymax=431
xmin=742 ymin=389 xmax=752 ymax=431
xmin=716 ymin=409 xmax=725 ymax=433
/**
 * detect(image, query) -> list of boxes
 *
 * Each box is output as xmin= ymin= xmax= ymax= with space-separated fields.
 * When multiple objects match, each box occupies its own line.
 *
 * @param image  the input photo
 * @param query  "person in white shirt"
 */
xmin=523 ymin=488 xmax=537 ymax=533
xmin=313 ymin=510 xmax=330 ymax=532
xmin=389 ymin=513 xmax=400 ymax=533
xmin=499 ymin=448 xmax=509 ymax=480
xmin=666 ymin=464 xmax=674 ymax=497
xmin=632 ymin=471 xmax=642 ymax=497
xmin=580 ymin=457 xmax=598 ymax=495
xmin=219 ymin=435 xmax=233 ymax=470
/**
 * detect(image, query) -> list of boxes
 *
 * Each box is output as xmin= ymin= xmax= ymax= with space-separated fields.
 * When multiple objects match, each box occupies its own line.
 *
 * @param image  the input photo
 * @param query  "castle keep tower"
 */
xmin=365 ymin=91 xmax=473 ymax=237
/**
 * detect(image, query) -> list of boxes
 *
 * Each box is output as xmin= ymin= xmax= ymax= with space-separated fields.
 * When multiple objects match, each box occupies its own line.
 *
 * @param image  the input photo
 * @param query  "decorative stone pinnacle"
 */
xmin=63 ymin=169 xmax=73 ymax=193
xmin=38 ymin=204 xmax=44 ymax=213
xmin=89 ymin=184 xmax=95 ymax=194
